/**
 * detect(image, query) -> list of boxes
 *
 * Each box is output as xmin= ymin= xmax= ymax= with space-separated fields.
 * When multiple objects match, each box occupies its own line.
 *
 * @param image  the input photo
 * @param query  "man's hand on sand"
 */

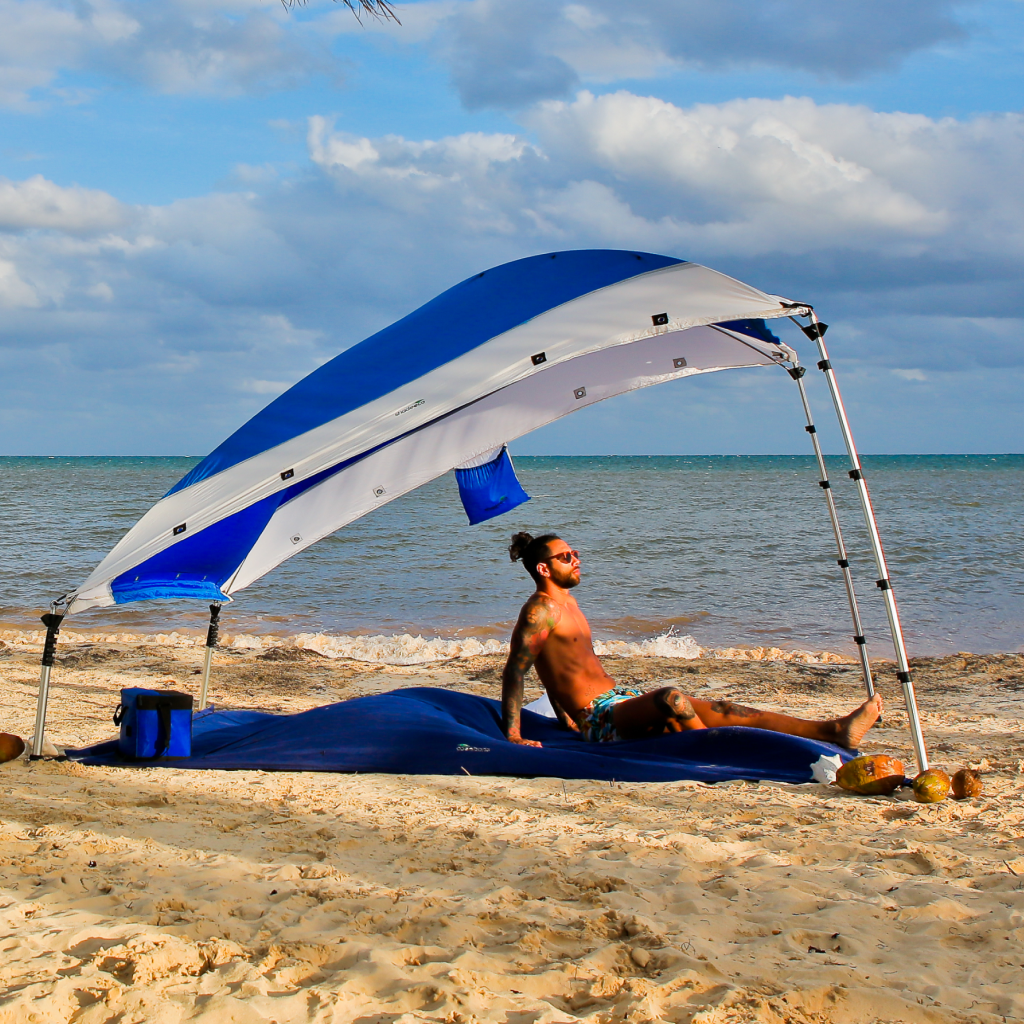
xmin=507 ymin=733 xmax=542 ymax=748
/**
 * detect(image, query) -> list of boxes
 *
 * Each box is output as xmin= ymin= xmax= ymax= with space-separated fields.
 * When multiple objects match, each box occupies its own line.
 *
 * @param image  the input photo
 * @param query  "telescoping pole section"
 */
xmin=31 ymin=612 xmax=64 ymax=759
xmin=801 ymin=312 xmax=929 ymax=772
xmin=198 ymin=603 xmax=221 ymax=711
xmin=786 ymin=362 xmax=875 ymax=700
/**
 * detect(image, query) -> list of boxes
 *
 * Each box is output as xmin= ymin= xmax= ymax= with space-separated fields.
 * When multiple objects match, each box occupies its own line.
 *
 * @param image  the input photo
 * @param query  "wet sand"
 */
xmin=1 ymin=633 xmax=1022 ymax=1023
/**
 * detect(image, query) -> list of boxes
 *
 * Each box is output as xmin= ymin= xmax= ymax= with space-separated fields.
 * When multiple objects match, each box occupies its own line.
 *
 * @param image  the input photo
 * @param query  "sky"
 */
xmin=0 ymin=0 xmax=1022 ymax=456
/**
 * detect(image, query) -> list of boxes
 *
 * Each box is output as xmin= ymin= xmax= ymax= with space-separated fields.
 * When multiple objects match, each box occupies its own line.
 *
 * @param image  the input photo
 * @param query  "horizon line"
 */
xmin=2 ymin=452 xmax=1022 ymax=459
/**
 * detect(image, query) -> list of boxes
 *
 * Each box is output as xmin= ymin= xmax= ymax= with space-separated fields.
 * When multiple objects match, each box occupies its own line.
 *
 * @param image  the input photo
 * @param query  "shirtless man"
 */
xmin=501 ymin=531 xmax=882 ymax=748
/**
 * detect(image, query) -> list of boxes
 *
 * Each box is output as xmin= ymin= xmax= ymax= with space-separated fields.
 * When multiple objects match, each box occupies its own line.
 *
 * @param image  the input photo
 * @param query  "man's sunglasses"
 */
xmin=546 ymin=549 xmax=579 ymax=564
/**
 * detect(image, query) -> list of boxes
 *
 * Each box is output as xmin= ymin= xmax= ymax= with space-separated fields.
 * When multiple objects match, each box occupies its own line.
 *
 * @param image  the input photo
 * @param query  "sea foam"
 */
xmin=1 ymin=629 xmax=853 ymax=665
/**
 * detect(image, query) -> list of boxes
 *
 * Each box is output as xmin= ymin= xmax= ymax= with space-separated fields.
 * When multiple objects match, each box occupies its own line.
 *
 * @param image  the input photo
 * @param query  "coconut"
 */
xmin=951 ymin=768 xmax=983 ymax=800
xmin=0 ymin=733 xmax=25 ymax=764
xmin=835 ymin=754 xmax=905 ymax=795
xmin=912 ymin=768 xmax=950 ymax=803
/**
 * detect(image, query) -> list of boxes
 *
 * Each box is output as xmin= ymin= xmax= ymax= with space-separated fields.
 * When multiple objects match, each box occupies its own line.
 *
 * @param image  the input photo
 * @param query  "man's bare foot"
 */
xmin=833 ymin=695 xmax=883 ymax=749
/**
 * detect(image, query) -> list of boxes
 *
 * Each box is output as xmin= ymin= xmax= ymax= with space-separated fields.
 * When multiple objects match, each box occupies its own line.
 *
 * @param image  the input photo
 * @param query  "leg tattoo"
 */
xmin=709 ymin=699 xmax=759 ymax=719
xmin=654 ymin=688 xmax=699 ymax=729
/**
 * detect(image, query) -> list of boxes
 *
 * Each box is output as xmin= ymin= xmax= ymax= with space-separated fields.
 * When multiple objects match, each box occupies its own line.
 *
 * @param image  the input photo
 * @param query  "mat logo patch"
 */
xmin=456 ymin=743 xmax=490 ymax=752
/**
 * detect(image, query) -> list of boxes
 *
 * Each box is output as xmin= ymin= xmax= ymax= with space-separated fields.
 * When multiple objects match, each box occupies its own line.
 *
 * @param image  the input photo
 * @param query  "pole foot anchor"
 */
xmin=199 ymin=604 xmax=221 ymax=711
xmin=31 ymin=612 xmax=64 ymax=759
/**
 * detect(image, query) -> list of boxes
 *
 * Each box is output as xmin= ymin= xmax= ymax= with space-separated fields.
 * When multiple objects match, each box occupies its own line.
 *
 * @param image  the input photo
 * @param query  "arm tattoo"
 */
xmin=502 ymin=645 xmax=533 ymax=736
xmin=501 ymin=596 xmax=559 ymax=738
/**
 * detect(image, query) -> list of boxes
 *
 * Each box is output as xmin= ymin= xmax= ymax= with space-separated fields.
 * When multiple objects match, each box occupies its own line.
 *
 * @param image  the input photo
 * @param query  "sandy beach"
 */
xmin=1 ymin=631 xmax=1022 ymax=1023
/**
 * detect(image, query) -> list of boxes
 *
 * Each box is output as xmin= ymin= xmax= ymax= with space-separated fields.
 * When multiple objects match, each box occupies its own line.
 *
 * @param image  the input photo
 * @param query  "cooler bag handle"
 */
xmin=113 ymin=703 xmax=125 ymax=726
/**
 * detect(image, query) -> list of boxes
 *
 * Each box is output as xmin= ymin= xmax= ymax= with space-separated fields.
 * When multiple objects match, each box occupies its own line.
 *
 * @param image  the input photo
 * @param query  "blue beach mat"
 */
xmin=67 ymin=687 xmax=852 ymax=784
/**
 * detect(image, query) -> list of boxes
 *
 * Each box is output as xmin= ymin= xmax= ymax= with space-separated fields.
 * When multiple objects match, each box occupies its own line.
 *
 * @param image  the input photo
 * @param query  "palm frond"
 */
xmin=280 ymin=0 xmax=400 ymax=23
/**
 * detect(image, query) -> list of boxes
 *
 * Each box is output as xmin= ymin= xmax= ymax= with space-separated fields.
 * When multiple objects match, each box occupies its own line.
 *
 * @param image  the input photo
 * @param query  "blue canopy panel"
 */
xmin=108 ymin=494 xmax=280 ymax=604
xmin=455 ymin=447 xmax=530 ymax=525
xmin=169 ymin=250 xmax=684 ymax=496
xmin=717 ymin=319 xmax=783 ymax=347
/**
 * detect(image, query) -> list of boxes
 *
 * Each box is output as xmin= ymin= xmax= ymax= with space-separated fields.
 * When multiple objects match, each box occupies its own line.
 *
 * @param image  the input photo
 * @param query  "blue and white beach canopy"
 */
xmin=67 ymin=250 xmax=807 ymax=613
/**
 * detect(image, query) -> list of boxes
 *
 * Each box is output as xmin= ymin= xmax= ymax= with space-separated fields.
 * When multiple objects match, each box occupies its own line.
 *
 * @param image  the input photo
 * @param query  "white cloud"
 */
xmin=0 ymin=175 xmax=124 ymax=231
xmin=115 ymin=7 xmax=330 ymax=96
xmin=0 ymin=0 xmax=336 ymax=105
xmin=526 ymin=93 xmax=957 ymax=254
xmin=238 ymin=378 xmax=295 ymax=394
xmin=0 ymin=0 xmax=134 ymax=105
xmin=309 ymin=119 xmax=381 ymax=171
xmin=4 ymin=93 xmax=1023 ymax=326
xmin=86 ymin=281 xmax=113 ymax=300
xmin=0 ymin=257 xmax=39 ymax=307
xmin=230 ymin=163 xmax=282 ymax=186
xmin=309 ymin=116 xmax=537 ymax=178
xmin=307 ymin=117 xmax=543 ymax=236
xmin=2 ymin=90 xmax=1024 ymax=453
xmin=305 ymin=91 xmax=1024 ymax=267
xmin=0 ymin=0 xmax=979 ymax=111
xmin=430 ymin=0 xmax=972 ymax=109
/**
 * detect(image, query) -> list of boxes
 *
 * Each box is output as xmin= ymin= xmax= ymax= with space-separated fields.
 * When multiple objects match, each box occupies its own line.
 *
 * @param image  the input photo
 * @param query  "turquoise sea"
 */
xmin=1 ymin=455 xmax=1022 ymax=656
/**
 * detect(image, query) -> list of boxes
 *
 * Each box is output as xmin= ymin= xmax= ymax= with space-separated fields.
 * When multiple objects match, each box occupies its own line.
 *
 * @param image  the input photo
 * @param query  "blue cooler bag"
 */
xmin=113 ymin=688 xmax=193 ymax=760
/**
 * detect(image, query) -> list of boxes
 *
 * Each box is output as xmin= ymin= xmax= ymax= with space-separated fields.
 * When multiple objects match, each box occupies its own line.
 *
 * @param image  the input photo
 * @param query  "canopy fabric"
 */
xmin=66 ymin=687 xmax=850 ymax=784
xmin=66 ymin=250 xmax=805 ymax=612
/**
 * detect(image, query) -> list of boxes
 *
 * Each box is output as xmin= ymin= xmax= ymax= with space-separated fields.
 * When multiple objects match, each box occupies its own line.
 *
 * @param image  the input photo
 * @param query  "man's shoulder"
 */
xmin=519 ymin=592 xmax=562 ymax=628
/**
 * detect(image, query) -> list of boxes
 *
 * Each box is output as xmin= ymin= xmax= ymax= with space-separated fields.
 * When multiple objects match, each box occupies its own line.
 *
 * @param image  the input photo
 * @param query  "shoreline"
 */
xmin=0 ymin=626 xmax=865 ymax=667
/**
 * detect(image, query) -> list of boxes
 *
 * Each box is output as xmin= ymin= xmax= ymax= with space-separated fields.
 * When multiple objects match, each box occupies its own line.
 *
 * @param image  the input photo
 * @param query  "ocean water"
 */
xmin=1 ymin=455 xmax=1022 ymax=656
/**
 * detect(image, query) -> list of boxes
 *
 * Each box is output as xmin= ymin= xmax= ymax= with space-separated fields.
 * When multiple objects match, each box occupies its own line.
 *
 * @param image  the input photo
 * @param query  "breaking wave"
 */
xmin=1 ymin=628 xmax=853 ymax=666
xmin=292 ymin=632 xmax=507 ymax=664
xmin=290 ymin=631 xmax=704 ymax=664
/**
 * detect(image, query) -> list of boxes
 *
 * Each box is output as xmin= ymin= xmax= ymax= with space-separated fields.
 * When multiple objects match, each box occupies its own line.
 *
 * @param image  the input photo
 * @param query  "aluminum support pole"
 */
xmin=198 ymin=603 xmax=221 ymax=711
xmin=805 ymin=312 xmax=929 ymax=772
xmin=31 ymin=613 xmax=63 ymax=759
xmin=787 ymin=364 xmax=875 ymax=699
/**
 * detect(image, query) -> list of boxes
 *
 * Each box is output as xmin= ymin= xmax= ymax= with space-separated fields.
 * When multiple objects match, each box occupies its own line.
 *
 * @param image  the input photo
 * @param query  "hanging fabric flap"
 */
xmin=454 ymin=446 xmax=530 ymax=525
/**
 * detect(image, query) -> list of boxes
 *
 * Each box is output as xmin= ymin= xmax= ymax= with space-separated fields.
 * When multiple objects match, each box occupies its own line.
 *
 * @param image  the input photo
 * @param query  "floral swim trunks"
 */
xmin=576 ymin=687 xmax=645 ymax=743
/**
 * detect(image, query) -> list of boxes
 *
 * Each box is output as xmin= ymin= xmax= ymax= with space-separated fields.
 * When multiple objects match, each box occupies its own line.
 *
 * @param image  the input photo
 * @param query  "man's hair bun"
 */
xmin=509 ymin=531 xmax=561 ymax=582
xmin=509 ymin=531 xmax=534 ymax=562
